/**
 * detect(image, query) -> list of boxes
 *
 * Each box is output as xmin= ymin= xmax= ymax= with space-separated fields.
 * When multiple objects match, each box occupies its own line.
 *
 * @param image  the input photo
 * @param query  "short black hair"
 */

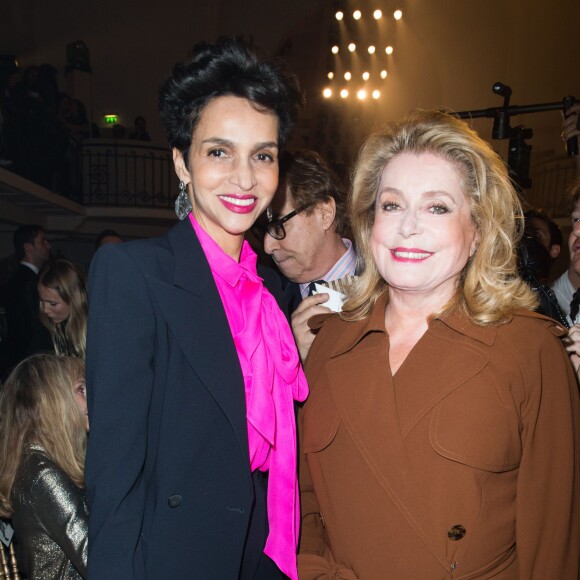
xmin=158 ymin=36 xmax=303 ymax=162
xmin=524 ymin=209 xmax=562 ymax=248
xmin=95 ymin=229 xmax=123 ymax=251
xmin=13 ymin=224 xmax=43 ymax=260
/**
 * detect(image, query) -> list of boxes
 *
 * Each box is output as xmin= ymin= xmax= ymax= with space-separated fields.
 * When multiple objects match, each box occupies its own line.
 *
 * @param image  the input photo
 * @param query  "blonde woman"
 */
xmin=297 ymin=110 xmax=579 ymax=579
xmin=0 ymin=354 xmax=88 ymax=579
xmin=38 ymin=259 xmax=88 ymax=359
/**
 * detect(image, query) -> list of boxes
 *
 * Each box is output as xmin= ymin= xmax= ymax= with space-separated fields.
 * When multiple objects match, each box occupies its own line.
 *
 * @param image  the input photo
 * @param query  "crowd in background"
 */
xmin=0 ymin=61 xmax=151 ymax=197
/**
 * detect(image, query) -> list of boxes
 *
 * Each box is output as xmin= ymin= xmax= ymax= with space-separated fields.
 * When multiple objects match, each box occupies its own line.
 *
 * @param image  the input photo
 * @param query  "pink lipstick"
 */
xmin=390 ymin=247 xmax=433 ymax=262
xmin=219 ymin=195 xmax=257 ymax=214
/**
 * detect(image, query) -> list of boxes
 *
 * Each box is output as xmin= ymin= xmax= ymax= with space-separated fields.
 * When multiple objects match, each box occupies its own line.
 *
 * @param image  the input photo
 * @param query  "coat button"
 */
xmin=448 ymin=524 xmax=466 ymax=541
xmin=168 ymin=495 xmax=182 ymax=508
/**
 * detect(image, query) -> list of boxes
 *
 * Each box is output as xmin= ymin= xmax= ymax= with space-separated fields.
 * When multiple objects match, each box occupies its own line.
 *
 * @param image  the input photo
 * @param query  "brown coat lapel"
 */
xmin=312 ymin=294 xmax=491 ymax=569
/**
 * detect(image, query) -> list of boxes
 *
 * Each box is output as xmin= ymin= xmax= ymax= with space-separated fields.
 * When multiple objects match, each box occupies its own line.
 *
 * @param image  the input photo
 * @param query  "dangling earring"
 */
xmin=175 ymin=181 xmax=192 ymax=220
xmin=266 ymin=206 xmax=273 ymax=222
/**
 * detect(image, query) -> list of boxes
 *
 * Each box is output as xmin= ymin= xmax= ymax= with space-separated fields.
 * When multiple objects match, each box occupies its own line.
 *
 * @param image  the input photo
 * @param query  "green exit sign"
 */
xmin=104 ymin=114 xmax=119 ymax=124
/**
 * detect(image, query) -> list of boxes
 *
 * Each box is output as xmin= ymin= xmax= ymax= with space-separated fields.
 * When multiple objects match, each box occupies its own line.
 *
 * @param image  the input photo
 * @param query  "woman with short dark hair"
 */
xmin=85 ymin=37 xmax=306 ymax=580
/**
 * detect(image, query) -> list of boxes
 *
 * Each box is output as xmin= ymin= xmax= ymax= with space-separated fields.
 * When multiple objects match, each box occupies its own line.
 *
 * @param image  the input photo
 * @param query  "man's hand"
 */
xmin=564 ymin=323 xmax=580 ymax=378
xmin=291 ymin=293 xmax=332 ymax=363
xmin=563 ymin=103 xmax=580 ymax=142
xmin=562 ymin=103 xmax=580 ymax=174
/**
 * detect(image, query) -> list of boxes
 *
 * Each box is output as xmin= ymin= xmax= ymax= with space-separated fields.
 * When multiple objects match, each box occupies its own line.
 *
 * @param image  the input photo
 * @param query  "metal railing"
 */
xmin=79 ymin=139 xmax=178 ymax=208
xmin=527 ymin=156 xmax=577 ymax=216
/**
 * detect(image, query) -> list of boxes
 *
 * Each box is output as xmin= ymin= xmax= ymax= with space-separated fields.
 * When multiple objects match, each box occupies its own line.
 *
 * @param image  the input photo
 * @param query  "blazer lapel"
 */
xmin=148 ymin=220 xmax=249 ymax=463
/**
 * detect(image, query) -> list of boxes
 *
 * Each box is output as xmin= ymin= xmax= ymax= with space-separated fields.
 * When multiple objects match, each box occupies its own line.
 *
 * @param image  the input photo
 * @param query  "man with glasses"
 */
xmin=257 ymin=150 xmax=356 ymax=360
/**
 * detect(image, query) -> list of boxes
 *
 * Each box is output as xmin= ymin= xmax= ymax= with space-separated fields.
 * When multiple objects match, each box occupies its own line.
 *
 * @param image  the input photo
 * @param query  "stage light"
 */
xmin=335 ymin=11 xmax=344 ymax=20
xmin=66 ymin=40 xmax=91 ymax=73
xmin=362 ymin=71 xmax=370 ymax=81
xmin=373 ymin=9 xmax=382 ymax=19
xmin=394 ymin=9 xmax=402 ymax=20
xmin=372 ymin=90 xmax=380 ymax=99
xmin=344 ymin=71 xmax=352 ymax=81
xmin=327 ymin=72 xmax=334 ymax=79
xmin=380 ymin=70 xmax=388 ymax=79
xmin=368 ymin=45 xmax=376 ymax=54
xmin=385 ymin=46 xmax=394 ymax=55
xmin=331 ymin=45 xmax=339 ymax=54
xmin=323 ymin=88 xmax=332 ymax=98
xmin=353 ymin=10 xmax=362 ymax=20
xmin=357 ymin=89 xmax=367 ymax=100
xmin=348 ymin=43 xmax=356 ymax=52
xmin=340 ymin=89 xmax=349 ymax=98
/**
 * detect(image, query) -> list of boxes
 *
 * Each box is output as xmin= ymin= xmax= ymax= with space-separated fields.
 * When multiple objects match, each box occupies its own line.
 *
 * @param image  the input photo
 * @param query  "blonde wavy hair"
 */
xmin=0 ymin=354 xmax=86 ymax=517
xmin=38 ymin=259 xmax=88 ymax=359
xmin=344 ymin=109 xmax=537 ymax=324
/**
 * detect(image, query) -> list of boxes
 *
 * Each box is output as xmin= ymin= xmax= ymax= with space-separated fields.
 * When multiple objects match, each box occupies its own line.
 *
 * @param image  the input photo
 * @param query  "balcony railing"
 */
xmin=5 ymin=122 xmax=578 ymax=218
xmin=80 ymin=139 xmax=178 ymax=208
xmin=528 ymin=156 xmax=577 ymax=216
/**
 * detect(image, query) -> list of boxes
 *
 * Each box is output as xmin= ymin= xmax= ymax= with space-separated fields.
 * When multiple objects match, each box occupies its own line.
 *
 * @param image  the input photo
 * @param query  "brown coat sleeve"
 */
xmin=297 ymin=442 xmax=359 ymax=580
xmin=511 ymin=321 xmax=580 ymax=578
xmin=298 ymin=317 xmax=360 ymax=580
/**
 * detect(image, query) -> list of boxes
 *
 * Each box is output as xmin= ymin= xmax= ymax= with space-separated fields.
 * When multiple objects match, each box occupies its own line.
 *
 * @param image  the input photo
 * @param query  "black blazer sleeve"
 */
xmin=85 ymin=244 xmax=156 ymax=579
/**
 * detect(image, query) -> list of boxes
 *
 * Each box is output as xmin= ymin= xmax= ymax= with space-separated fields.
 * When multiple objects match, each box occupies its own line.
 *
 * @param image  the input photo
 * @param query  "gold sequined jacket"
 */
xmin=11 ymin=447 xmax=88 ymax=579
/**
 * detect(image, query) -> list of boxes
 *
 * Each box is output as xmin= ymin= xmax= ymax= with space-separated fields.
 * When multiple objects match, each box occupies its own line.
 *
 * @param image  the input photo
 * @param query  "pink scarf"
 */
xmin=190 ymin=215 xmax=308 ymax=580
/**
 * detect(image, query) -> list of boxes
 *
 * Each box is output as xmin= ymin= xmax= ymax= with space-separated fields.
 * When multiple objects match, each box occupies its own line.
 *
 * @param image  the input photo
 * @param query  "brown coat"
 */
xmin=298 ymin=292 xmax=580 ymax=579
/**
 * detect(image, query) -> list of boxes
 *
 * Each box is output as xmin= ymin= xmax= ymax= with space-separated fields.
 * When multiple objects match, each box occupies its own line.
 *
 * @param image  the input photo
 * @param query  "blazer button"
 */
xmin=168 ymin=495 xmax=182 ymax=508
xmin=447 ymin=524 xmax=466 ymax=541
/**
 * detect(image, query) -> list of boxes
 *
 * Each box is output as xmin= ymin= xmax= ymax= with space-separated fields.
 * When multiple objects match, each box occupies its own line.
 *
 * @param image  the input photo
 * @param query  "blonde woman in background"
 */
xmin=38 ymin=259 xmax=88 ymax=359
xmin=0 ymin=354 xmax=89 ymax=579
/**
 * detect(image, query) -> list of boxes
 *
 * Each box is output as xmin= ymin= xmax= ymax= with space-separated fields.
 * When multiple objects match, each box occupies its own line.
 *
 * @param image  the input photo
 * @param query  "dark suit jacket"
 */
xmin=2 ymin=263 xmax=51 ymax=375
xmin=280 ymin=277 xmax=302 ymax=317
xmin=85 ymin=219 xmax=285 ymax=579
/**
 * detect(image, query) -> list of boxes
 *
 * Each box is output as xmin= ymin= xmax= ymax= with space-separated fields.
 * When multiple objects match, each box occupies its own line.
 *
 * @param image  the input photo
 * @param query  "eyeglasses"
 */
xmin=252 ymin=202 xmax=314 ymax=240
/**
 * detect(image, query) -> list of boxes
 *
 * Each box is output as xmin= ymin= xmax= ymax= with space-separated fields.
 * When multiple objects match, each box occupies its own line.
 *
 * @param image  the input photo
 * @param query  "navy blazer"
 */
xmin=85 ymin=219 xmax=285 ymax=579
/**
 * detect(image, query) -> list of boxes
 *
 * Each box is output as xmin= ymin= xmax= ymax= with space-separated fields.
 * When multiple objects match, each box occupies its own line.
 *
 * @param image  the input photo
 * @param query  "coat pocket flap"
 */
xmin=429 ymin=376 xmax=521 ymax=472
